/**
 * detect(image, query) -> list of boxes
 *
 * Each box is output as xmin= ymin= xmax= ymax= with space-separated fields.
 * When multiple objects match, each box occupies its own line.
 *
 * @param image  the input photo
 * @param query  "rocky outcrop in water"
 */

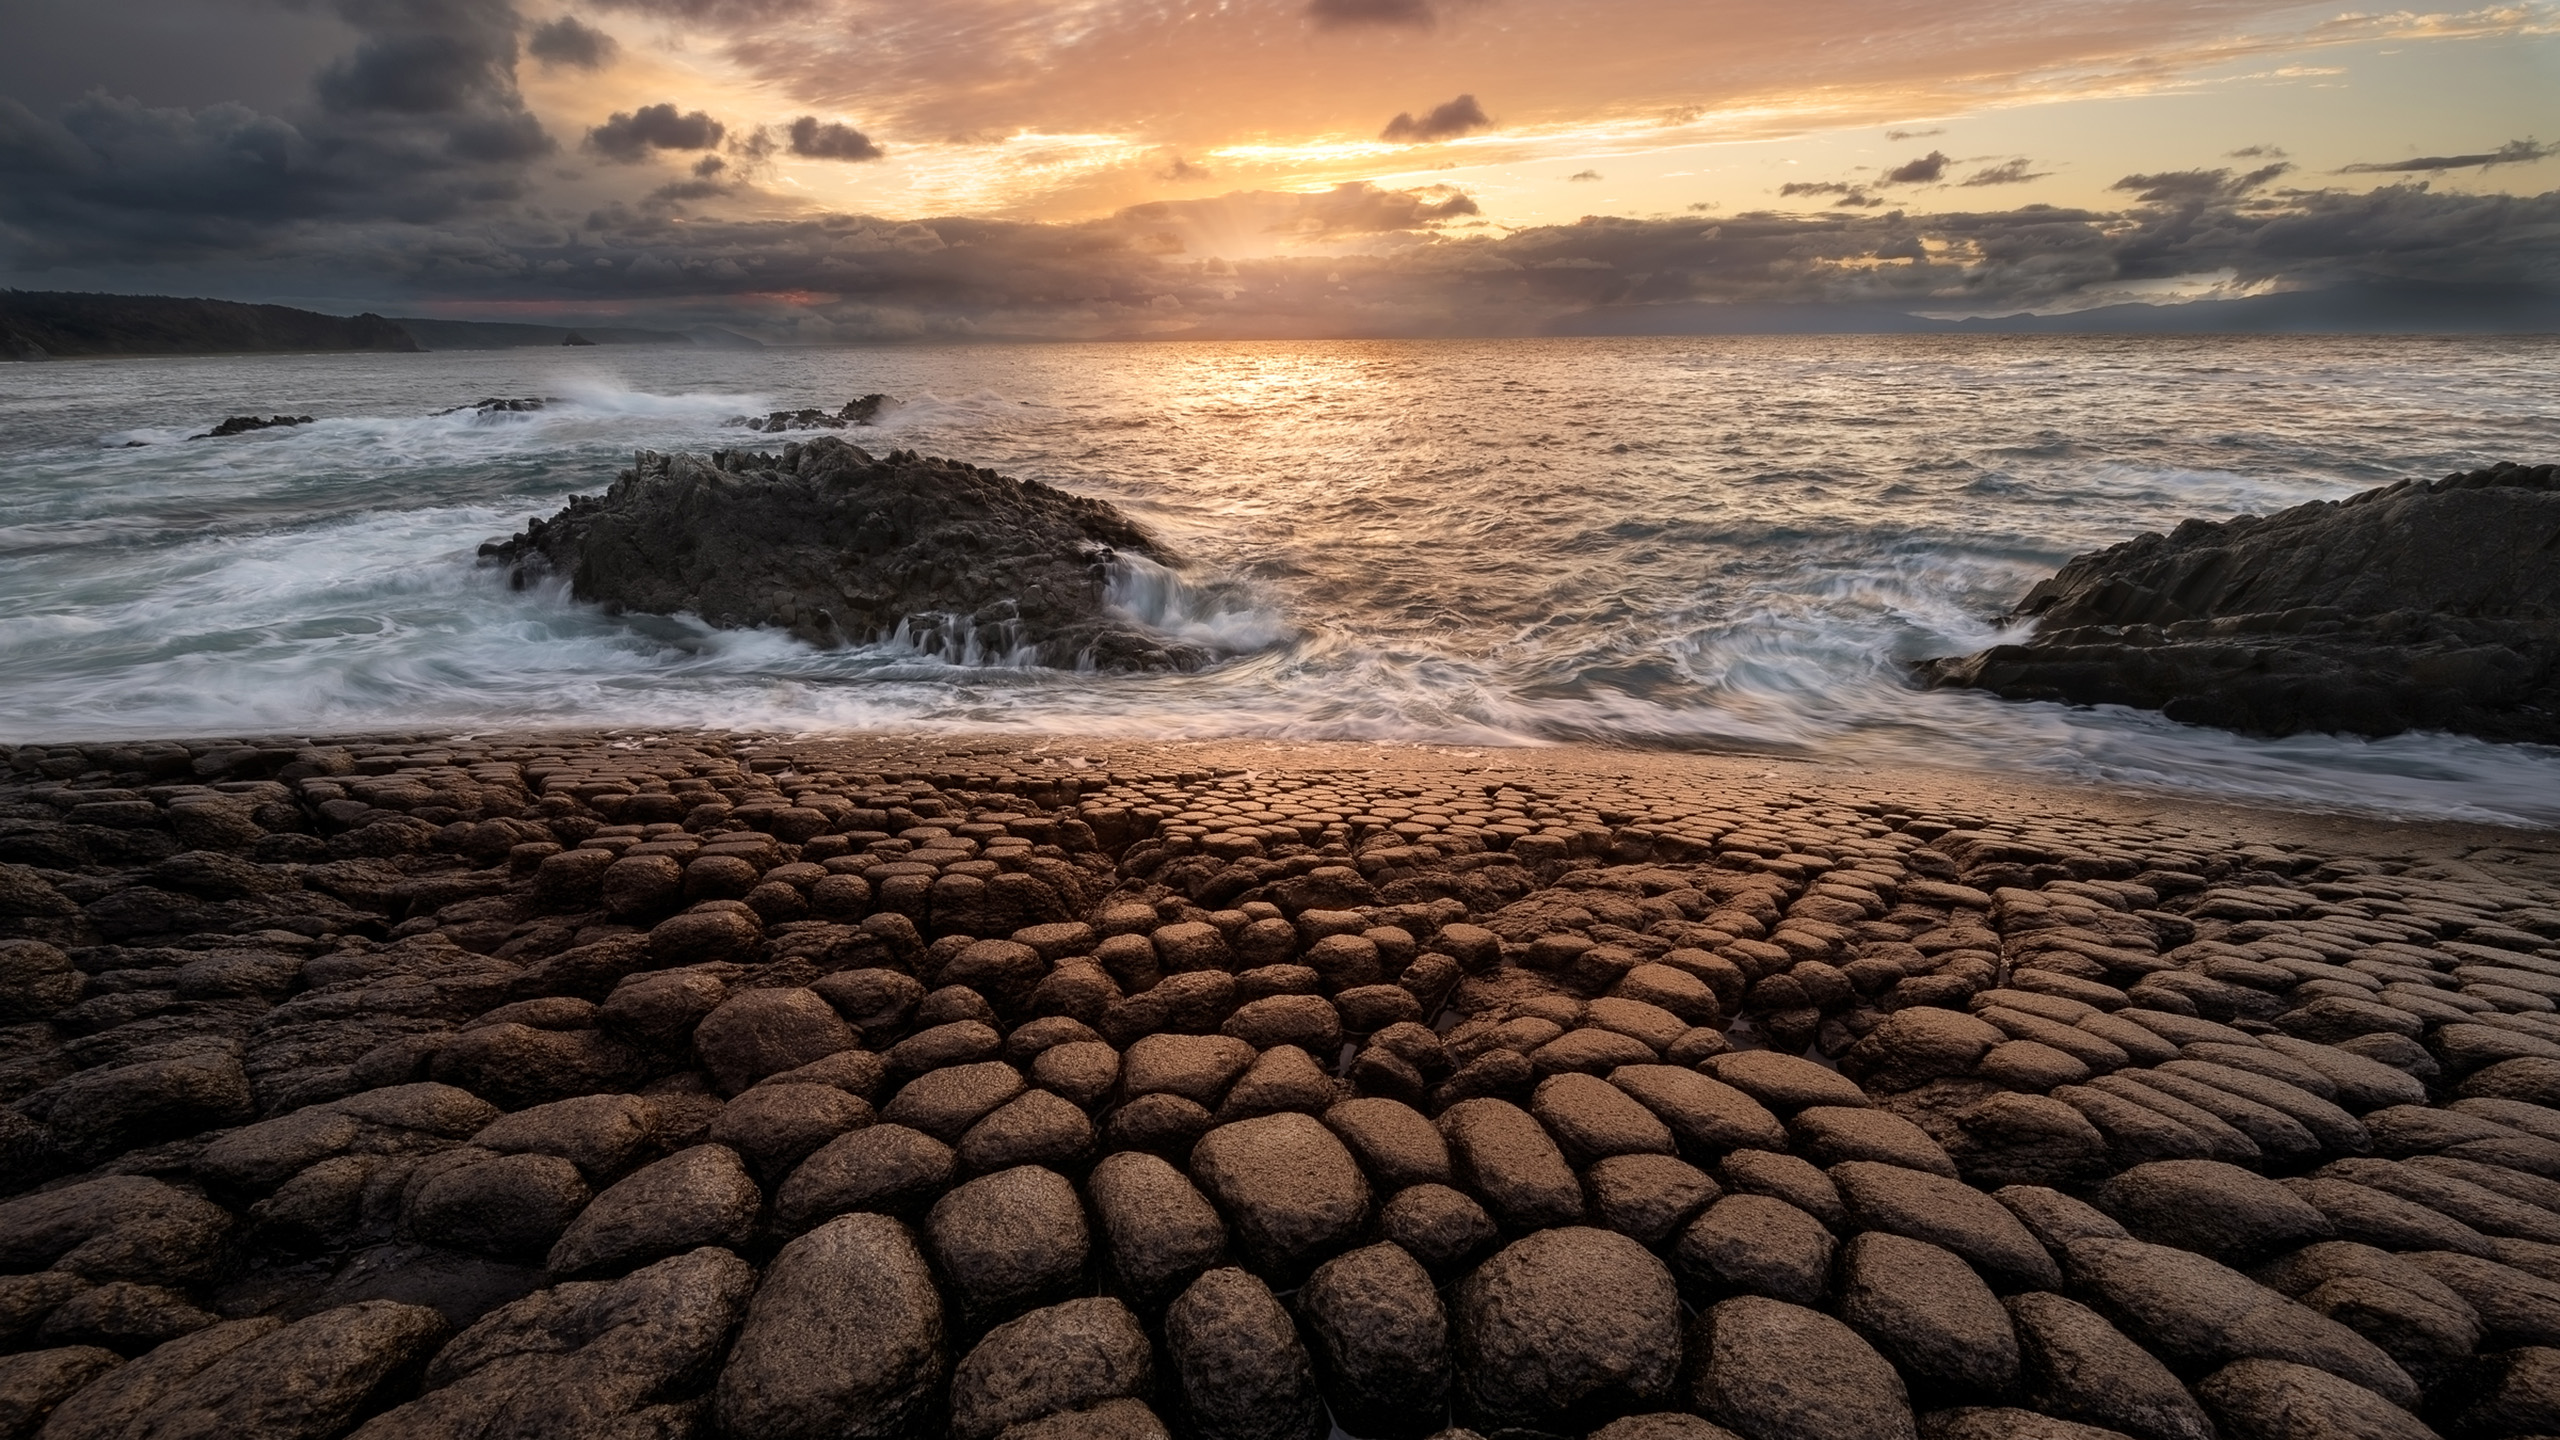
xmin=726 ymin=396 xmax=890 ymax=432
xmin=481 ymin=437 xmax=1209 ymax=670
xmin=189 ymin=415 xmax=315 ymax=441
xmin=431 ymin=398 xmax=549 ymax=417
xmin=1919 ymin=462 xmax=2560 ymax=744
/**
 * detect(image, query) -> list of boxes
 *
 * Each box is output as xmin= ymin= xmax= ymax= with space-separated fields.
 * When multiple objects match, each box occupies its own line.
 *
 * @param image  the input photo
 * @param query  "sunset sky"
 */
xmin=2 ymin=0 xmax=2554 ymax=336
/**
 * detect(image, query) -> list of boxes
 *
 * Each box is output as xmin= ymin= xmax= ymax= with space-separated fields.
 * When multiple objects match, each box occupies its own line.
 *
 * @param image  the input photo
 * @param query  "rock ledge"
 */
xmin=1919 ymin=461 xmax=2560 ymax=743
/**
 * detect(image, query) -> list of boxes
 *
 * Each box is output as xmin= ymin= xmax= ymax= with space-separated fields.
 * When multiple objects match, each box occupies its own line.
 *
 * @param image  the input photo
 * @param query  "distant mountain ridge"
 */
xmin=1 ymin=290 xmax=418 ymax=359
xmin=0 ymin=291 xmax=755 ymax=359
xmin=7 ymin=280 xmax=2548 ymax=357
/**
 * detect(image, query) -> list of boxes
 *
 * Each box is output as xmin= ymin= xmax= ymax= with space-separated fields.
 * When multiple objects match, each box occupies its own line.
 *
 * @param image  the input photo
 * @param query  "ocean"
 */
xmin=3 ymin=334 xmax=2556 ymax=824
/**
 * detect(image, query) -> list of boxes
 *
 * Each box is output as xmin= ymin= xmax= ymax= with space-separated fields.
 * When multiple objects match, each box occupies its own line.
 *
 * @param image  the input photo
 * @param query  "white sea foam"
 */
xmin=2 ymin=335 xmax=2556 ymax=825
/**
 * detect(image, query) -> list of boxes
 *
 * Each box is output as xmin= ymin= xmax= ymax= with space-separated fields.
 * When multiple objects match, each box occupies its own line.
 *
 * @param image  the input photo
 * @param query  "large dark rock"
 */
xmin=358 ymin=1247 xmax=756 ymax=1440
xmin=1452 ymin=1226 xmax=1684 ymax=1434
xmin=715 ymin=1215 xmax=947 ymax=1440
xmin=1297 ymin=1242 xmax=1451 ymax=1439
xmin=1687 ymin=1296 xmax=1916 ymax=1440
xmin=482 ymin=439 xmax=1220 ymax=669
xmin=1919 ymin=462 xmax=2560 ymax=743
xmin=1836 ymin=1232 xmax=2019 ymax=1401
xmin=47 ymin=1302 xmax=446 ymax=1440
xmin=2005 ymin=1291 xmax=2213 ymax=1440
xmin=545 ymin=1144 xmax=761 ymax=1277
xmin=949 ymin=1297 xmax=1153 ymax=1440
xmin=1089 ymin=1151 xmax=1228 ymax=1309
xmin=1163 ymin=1267 xmax=1327 ymax=1440
xmin=1189 ymin=1112 xmax=1371 ymax=1284
xmin=926 ymin=1165 xmax=1091 ymax=1328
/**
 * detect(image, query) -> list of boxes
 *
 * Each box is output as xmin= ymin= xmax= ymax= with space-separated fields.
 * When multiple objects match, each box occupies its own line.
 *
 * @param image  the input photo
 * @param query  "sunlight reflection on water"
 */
xmin=2 ymin=333 xmax=2555 ymax=823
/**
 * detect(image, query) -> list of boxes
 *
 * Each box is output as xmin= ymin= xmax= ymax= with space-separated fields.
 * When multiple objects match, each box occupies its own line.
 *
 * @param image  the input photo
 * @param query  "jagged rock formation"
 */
xmin=481 ymin=438 xmax=1210 ymax=670
xmin=430 ymin=398 xmax=549 ymax=417
xmin=726 ymin=396 xmax=889 ymax=431
xmin=1920 ymin=462 xmax=2560 ymax=744
xmin=2 ymin=732 xmax=2557 ymax=1437
xmin=189 ymin=415 xmax=315 ymax=441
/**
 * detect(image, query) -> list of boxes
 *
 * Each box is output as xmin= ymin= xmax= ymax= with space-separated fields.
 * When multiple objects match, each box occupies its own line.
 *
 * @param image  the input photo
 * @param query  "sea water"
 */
xmin=2 ymin=334 xmax=2556 ymax=824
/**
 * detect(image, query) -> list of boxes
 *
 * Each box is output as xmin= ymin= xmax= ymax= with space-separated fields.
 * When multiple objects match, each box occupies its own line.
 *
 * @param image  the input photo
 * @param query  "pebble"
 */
xmin=1379 ymin=1182 xmax=1500 ymax=1276
xmin=2004 ymin=1291 xmax=2215 ymax=1440
xmin=2091 ymin=1159 xmax=2335 ymax=1264
xmin=777 ymin=1122 xmax=956 ymax=1227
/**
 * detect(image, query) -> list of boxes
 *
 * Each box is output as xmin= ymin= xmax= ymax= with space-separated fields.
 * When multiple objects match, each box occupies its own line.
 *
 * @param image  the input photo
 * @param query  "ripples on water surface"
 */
xmin=2 ymin=335 xmax=2556 ymax=823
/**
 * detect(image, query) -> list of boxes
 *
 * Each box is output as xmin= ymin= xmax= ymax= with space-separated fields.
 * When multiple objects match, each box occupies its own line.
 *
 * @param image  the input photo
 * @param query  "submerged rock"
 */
xmin=431 ymin=397 xmax=550 ymax=416
xmin=188 ymin=414 xmax=313 ymax=440
xmin=728 ymin=395 xmax=891 ymax=431
xmin=481 ymin=437 xmax=1216 ymax=669
xmin=1919 ymin=461 xmax=2560 ymax=744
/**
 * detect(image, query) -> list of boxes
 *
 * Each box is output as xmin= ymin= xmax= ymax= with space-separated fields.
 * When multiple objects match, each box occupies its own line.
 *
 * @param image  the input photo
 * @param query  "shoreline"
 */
xmin=16 ymin=728 xmax=2559 ymax=855
xmin=6 ymin=723 xmax=2559 ymax=1434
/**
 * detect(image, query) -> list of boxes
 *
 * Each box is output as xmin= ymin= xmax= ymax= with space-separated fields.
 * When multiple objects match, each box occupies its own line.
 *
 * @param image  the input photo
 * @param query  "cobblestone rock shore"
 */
xmin=2 ymin=733 xmax=2557 ymax=1439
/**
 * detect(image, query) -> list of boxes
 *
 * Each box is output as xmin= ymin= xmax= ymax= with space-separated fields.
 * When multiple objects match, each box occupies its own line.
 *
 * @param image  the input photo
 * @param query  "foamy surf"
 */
xmin=1 ymin=334 xmax=2555 ymax=825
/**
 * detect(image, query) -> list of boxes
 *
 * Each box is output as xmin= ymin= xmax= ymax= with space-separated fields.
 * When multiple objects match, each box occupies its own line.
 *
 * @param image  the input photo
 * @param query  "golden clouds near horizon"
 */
xmin=516 ymin=0 xmax=2560 ymax=238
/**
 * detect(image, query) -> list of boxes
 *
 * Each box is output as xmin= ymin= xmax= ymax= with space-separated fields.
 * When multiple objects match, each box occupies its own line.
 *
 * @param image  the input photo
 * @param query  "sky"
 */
xmin=1 ymin=0 xmax=2555 ymax=338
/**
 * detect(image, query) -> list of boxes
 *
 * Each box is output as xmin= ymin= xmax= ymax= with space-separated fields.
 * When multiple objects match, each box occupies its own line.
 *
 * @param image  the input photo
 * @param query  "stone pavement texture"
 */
xmin=2 ymin=730 xmax=2558 ymax=1440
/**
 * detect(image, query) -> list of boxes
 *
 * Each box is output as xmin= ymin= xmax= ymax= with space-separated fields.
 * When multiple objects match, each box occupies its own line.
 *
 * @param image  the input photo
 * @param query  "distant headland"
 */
xmin=0 ymin=291 xmax=758 ymax=360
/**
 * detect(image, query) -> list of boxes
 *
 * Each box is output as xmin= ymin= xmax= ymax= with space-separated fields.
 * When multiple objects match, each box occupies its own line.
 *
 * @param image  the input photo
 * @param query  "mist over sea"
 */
xmin=3 ymin=334 xmax=2556 ymax=824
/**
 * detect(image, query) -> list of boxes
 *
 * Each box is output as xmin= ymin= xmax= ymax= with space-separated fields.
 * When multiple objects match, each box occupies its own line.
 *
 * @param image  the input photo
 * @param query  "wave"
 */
xmin=2 ymin=338 xmax=2556 ymax=828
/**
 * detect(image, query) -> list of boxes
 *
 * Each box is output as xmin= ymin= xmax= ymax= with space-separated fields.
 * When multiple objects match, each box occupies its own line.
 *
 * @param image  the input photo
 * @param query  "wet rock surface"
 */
xmin=480 ymin=439 xmax=1217 ymax=669
xmin=1920 ymin=462 xmax=2560 ymax=744
xmin=0 ymin=730 xmax=2557 ymax=1437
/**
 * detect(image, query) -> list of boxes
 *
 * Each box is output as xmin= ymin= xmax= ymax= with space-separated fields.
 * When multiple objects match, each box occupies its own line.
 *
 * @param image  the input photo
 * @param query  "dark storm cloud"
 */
xmin=588 ymin=104 xmax=726 ymax=161
xmin=2109 ymin=163 xmax=2289 ymax=203
xmin=1882 ymin=150 xmax=1950 ymax=184
xmin=1381 ymin=94 xmax=1489 ymax=143
xmin=787 ymin=116 xmax=883 ymax=161
xmin=1886 ymin=128 xmax=1944 ymax=141
xmin=2339 ymin=139 xmax=2550 ymax=173
xmin=1309 ymin=0 xmax=1437 ymax=28
xmin=1568 ymin=169 xmax=1602 ymax=181
xmin=1779 ymin=179 xmax=1884 ymax=207
xmin=20 ymin=173 xmax=2550 ymax=343
xmin=1962 ymin=159 xmax=2046 ymax=186
xmin=0 ymin=0 xmax=550 ymax=263
xmin=527 ymin=16 xmax=620 ymax=70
